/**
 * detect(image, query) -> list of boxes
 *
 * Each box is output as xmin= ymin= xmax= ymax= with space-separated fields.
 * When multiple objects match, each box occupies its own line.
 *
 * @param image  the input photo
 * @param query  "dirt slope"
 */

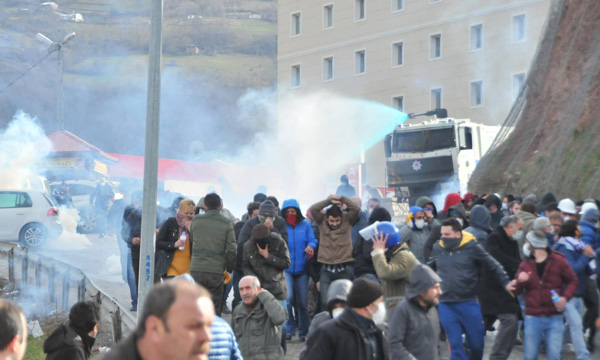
xmin=469 ymin=0 xmax=600 ymax=199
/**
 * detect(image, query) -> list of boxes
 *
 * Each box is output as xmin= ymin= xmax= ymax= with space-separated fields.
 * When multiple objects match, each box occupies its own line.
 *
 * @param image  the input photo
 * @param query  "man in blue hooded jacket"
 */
xmin=281 ymin=199 xmax=318 ymax=341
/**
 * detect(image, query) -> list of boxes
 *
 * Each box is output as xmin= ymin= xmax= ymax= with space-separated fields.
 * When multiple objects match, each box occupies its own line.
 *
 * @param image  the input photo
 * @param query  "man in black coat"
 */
xmin=302 ymin=278 xmax=390 ymax=360
xmin=43 ymin=301 xmax=100 ymax=360
xmin=478 ymin=215 xmax=523 ymax=360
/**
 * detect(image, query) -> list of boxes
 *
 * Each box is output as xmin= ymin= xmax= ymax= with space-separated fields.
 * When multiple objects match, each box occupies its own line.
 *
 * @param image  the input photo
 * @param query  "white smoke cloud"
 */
xmin=219 ymin=89 xmax=407 ymax=213
xmin=0 ymin=111 xmax=53 ymax=189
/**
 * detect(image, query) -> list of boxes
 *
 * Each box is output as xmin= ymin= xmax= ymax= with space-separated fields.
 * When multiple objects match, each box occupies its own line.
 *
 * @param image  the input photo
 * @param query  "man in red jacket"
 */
xmin=511 ymin=230 xmax=578 ymax=360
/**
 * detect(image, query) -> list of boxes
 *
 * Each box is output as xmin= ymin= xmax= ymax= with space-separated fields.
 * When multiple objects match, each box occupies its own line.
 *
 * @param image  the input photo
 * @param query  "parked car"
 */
xmin=49 ymin=180 xmax=121 ymax=233
xmin=0 ymin=190 xmax=62 ymax=247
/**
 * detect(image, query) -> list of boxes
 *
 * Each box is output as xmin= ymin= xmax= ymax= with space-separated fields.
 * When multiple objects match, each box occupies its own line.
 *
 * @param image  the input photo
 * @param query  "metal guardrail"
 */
xmin=0 ymin=242 xmax=136 ymax=342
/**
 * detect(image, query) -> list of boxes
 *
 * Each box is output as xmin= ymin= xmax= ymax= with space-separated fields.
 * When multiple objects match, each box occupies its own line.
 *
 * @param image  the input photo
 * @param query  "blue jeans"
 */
xmin=564 ymin=297 xmax=590 ymax=360
xmin=126 ymin=248 xmax=137 ymax=308
xmin=284 ymin=273 xmax=309 ymax=338
xmin=439 ymin=301 xmax=485 ymax=360
xmin=523 ymin=315 xmax=564 ymax=360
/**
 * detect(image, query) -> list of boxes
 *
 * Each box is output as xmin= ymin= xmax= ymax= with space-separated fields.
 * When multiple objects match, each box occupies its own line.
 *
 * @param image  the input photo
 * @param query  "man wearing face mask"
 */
xmin=400 ymin=206 xmax=430 ymax=263
xmin=429 ymin=218 xmax=514 ymax=360
xmin=302 ymin=278 xmax=390 ymax=360
xmin=300 ymin=279 xmax=353 ymax=359
xmin=309 ymin=195 xmax=360 ymax=310
xmin=416 ymin=196 xmax=439 ymax=228
xmin=242 ymin=224 xmax=291 ymax=301
xmin=190 ymin=193 xmax=237 ymax=317
xmin=478 ymin=216 xmax=523 ymax=360
xmin=388 ymin=264 xmax=442 ymax=360
xmin=423 ymin=193 xmax=468 ymax=262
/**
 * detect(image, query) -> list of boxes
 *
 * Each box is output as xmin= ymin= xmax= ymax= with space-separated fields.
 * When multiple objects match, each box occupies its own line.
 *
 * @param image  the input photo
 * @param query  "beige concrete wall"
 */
xmin=277 ymin=0 xmax=550 ymax=186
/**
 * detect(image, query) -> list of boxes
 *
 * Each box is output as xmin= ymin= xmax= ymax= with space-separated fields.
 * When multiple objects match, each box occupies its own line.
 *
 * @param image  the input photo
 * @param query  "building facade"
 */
xmin=277 ymin=0 xmax=550 ymax=187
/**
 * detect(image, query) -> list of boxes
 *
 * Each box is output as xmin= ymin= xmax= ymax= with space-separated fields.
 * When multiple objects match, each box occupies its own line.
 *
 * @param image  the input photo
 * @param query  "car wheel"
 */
xmin=79 ymin=211 xmax=97 ymax=233
xmin=19 ymin=223 xmax=47 ymax=248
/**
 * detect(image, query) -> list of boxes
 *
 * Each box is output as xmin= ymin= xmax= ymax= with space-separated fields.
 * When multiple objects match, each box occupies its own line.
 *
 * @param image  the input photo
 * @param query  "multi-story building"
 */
xmin=277 ymin=0 xmax=550 ymax=188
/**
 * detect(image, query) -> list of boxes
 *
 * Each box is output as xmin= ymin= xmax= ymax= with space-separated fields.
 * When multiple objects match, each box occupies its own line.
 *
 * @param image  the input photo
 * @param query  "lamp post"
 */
xmin=36 ymin=32 xmax=76 ymax=131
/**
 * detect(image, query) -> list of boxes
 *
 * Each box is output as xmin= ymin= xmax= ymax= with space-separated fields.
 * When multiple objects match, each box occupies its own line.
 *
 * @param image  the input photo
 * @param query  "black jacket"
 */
xmin=98 ymin=333 xmax=141 ymax=360
xmin=353 ymin=234 xmax=377 ymax=278
xmin=155 ymin=217 xmax=193 ymax=276
xmin=44 ymin=324 xmax=94 ymax=360
xmin=428 ymin=232 xmax=510 ymax=303
xmin=478 ymin=226 xmax=522 ymax=315
xmin=302 ymin=308 xmax=390 ymax=360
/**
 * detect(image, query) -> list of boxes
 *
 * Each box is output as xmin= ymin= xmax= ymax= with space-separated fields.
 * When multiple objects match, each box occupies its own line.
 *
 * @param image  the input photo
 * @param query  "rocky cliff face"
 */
xmin=469 ymin=0 xmax=600 ymax=198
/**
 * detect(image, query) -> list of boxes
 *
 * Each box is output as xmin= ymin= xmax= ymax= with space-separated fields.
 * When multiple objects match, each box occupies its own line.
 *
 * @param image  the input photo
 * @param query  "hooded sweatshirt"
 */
xmin=484 ymin=195 xmax=504 ymax=228
xmin=400 ymin=206 xmax=430 ymax=264
xmin=429 ymin=231 xmax=510 ymax=303
xmin=464 ymin=205 xmax=491 ymax=247
xmin=44 ymin=324 xmax=95 ymax=360
xmin=388 ymin=265 xmax=441 ymax=360
xmin=281 ymin=199 xmax=318 ymax=275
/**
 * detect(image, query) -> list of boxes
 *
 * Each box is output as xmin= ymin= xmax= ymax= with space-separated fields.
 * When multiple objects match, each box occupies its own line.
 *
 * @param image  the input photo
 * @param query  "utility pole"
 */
xmin=36 ymin=32 xmax=75 ymax=131
xmin=137 ymin=0 xmax=163 ymax=314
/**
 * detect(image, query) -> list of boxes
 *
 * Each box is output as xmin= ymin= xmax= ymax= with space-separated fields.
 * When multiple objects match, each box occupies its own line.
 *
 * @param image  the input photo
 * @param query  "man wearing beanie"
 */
xmin=242 ymin=223 xmax=290 ymax=301
xmin=309 ymin=194 xmax=360 ymax=308
xmin=511 ymin=230 xmax=578 ymax=360
xmin=388 ymin=264 xmax=442 ymax=360
xmin=429 ymin=218 xmax=513 ymax=360
xmin=236 ymin=200 xmax=288 ymax=305
xmin=302 ymin=278 xmax=390 ymax=360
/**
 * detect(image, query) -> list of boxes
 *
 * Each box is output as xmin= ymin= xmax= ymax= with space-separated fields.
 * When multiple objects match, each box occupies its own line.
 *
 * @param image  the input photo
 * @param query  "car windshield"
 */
xmin=392 ymin=126 xmax=456 ymax=153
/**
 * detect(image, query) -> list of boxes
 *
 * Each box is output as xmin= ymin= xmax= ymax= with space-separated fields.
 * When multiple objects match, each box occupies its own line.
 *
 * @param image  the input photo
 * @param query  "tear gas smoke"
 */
xmin=0 ymin=111 xmax=90 ymax=249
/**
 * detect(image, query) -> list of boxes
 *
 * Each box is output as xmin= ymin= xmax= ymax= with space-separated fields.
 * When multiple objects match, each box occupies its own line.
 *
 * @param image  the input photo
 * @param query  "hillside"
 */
xmin=0 ymin=0 xmax=276 ymax=157
xmin=468 ymin=0 xmax=600 ymax=198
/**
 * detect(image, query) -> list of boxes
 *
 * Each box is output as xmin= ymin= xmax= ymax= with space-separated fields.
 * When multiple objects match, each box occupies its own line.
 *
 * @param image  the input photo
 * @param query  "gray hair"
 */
xmin=240 ymin=275 xmax=260 ymax=289
xmin=500 ymin=215 xmax=521 ymax=228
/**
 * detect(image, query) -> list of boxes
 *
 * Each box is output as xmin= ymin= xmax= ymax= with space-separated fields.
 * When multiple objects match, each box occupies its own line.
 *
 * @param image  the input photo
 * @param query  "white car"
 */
xmin=0 ymin=190 xmax=63 ymax=247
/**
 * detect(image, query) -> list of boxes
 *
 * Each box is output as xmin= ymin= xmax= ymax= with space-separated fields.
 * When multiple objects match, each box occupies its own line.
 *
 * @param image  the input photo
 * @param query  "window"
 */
xmin=470 ymin=24 xmax=483 ymax=51
xmin=290 ymin=65 xmax=301 ymax=88
xmin=430 ymin=34 xmax=442 ymax=59
xmin=355 ymin=50 xmax=366 ymax=75
xmin=392 ymin=0 xmax=404 ymax=12
xmin=392 ymin=41 xmax=404 ymax=67
xmin=430 ymin=88 xmax=442 ymax=109
xmin=392 ymin=96 xmax=404 ymax=112
xmin=323 ymin=4 xmax=334 ymax=29
xmin=470 ymin=81 xmax=483 ymax=107
xmin=323 ymin=57 xmax=334 ymax=81
xmin=512 ymin=73 xmax=526 ymax=99
xmin=355 ymin=0 xmax=365 ymax=21
xmin=291 ymin=12 xmax=301 ymax=36
xmin=512 ymin=14 xmax=526 ymax=42
xmin=0 ymin=192 xmax=32 ymax=208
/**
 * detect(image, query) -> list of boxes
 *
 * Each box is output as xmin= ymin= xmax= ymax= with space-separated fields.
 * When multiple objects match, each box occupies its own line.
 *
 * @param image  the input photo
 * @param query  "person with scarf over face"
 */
xmin=281 ymin=199 xmax=318 ymax=341
xmin=400 ymin=206 xmax=431 ymax=263
xmin=429 ymin=218 xmax=513 ymax=360
xmin=485 ymin=195 xmax=505 ymax=229
xmin=423 ymin=193 xmax=468 ymax=262
xmin=155 ymin=199 xmax=196 ymax=281
xmin=353 ymin=207 xmax=392 ymax=282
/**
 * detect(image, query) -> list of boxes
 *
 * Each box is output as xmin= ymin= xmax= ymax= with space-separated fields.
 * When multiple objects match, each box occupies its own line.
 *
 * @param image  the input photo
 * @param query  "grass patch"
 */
xmin=236 ymin=19 xmax=276 ymax=35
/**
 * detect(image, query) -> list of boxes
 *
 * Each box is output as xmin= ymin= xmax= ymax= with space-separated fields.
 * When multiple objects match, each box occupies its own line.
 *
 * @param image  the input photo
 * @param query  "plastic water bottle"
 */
xmin=550 ymin=289 xmax=560 ymax=303
xmin=179 ymin=231 xmax=187 ymax=250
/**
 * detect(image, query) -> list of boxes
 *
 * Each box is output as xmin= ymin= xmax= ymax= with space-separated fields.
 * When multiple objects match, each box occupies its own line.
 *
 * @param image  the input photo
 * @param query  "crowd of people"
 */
xmin=4 ymin=177 xmax=600 ymax=360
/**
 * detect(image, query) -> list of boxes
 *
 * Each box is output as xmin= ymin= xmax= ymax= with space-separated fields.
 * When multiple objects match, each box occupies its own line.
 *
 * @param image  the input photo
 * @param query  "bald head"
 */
xmin=0 ymin=299 xmax=27 ymax=360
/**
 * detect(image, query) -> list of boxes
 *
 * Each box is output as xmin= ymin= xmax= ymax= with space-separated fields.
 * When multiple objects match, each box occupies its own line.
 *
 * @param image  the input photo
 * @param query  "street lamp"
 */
xmin=36 ymin=32 xmax=76 ymax=131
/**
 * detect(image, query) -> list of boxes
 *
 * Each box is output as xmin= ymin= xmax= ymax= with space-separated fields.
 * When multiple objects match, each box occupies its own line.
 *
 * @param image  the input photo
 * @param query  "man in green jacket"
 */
xmin=233 ymin=275 xmax=286 ymax=360
xmin=190 ymin=193 xmax=237 ymax=316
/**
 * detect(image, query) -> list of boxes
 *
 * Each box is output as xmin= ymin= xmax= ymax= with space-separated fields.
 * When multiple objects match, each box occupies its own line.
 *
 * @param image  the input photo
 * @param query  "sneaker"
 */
xmin=299 ymin=337 xmax=306 ymax=342
xmin=130 ymin=305 xmax=137 ymax=312
xmin=285 ymin=333 xmax=293 ymax=341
